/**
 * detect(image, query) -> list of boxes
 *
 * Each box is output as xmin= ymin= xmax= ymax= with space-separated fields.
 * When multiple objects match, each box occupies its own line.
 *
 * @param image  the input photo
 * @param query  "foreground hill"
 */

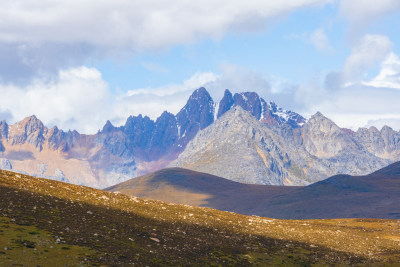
xmin=1 ymin=170 xmax=399 ymax=265
xmin=106 ymin=167 xmax=299 ymax=215
xmin=253 ymin=161 xmax=400 ymax=219
xmin=110 ymin=162 xmax=400 ymax=219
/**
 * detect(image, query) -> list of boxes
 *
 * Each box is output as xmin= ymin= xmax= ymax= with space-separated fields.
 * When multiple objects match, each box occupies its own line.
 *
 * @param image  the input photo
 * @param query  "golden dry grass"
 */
xmin=1 ymin=169 xmax=399 ymax=266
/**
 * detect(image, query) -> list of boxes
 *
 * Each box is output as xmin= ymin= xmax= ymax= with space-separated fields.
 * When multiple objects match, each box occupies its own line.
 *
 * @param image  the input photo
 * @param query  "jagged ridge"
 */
xmin=1 ymin=87 xmax=400 ymax=187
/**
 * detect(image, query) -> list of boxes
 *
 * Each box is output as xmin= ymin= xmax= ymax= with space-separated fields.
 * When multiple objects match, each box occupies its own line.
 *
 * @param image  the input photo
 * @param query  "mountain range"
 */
xmin=0 ymin=87 xmax=400 ymax=187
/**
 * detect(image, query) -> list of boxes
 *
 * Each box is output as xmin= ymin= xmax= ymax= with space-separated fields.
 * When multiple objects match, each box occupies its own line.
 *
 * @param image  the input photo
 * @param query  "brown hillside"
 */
xmin=106 ymin=167 xmax=299 ymax=214
xmin=0 ymin=170 xmax=399 ymax=265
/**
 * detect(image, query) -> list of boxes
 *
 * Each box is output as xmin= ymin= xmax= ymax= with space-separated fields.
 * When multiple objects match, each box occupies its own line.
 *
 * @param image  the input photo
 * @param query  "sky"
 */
xmin=0 ymin=0 xmax=400 ymax=133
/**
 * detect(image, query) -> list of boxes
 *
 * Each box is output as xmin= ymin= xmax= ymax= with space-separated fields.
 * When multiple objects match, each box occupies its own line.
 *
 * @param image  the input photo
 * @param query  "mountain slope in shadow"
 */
xmin=107 ymin=162 xmax=400 ymax=219
xmin=106 ymin=167 xmax=299 ymax=215
xmin=253 ymin=161 xmax=400 ymax=219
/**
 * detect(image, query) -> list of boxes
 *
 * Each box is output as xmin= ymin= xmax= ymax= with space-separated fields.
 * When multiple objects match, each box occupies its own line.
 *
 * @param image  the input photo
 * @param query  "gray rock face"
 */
xmin=355 ymin=125 xmax=400 ymax=160
xmin=47 ymin=127 xmax=78 ymax=152
xmin=0 ymin=158 xmax=12 ymax=170
xmin=301 ymin=112 xmax=360 ymax=158
xmin=299 ymin=112 xmax=389 ymax=176
xmin=8 ymin=115 xmax=45 ymax=150
xmin=171 ymin=107 xmax=391 ymax=185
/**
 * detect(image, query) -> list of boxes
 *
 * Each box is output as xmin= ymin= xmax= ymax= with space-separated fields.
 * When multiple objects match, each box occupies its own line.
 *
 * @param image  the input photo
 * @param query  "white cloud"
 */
xmin=363 ymin=52 xmax=400 ymax=89
xmin=307 ymin=84 xmax=400 ymax=130
xmin=0 ymin=66 xmax=221 ymax=133
xmin=0 ymin=1 xmax=330 ymax=49
xmin=1 ymin=61 xmax=400 ymax=134
xmin=0 ymin=66 xmax=110 ymax=133
xmin=141 ymin=62 xmax=169 ymax=74
xmin=304 ymin=34 xmax=400 ymax=130
xmin=126 ymin=72 xmax=218 ymax=98
xmin=0 ymin=1 xmax=332 ymax=82
xmin=342 ymin=34 xmax=392 ymax=83
xmin=111 ymin=72 xmax=219 ymax=126
xmin=204 ymin=63 xmax=272 ymax=101
xmin=340 ymin=0 xmax=400 ymax=33
xmin=309 ymin=28 xmax=333 ymax=52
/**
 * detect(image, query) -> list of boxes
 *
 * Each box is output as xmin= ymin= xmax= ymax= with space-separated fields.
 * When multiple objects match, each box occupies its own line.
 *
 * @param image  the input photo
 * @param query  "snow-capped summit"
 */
xmin=217 ymin=89 xmax=306 ymax=128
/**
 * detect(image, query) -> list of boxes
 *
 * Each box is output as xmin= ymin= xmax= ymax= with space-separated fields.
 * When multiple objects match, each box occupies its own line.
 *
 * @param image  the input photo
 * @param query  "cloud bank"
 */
xmin=339 ymin=0 xmax=400 ymax=34
xmin=0 ymin=0 xmax=330 ymax=83
xmin=0 ymin=1 xmax=400 ymax=133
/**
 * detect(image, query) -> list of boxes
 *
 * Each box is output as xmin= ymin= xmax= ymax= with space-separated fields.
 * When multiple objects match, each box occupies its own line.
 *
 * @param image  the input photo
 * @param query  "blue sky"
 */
xmin=0 ymin=0 xmax=400 ymax=133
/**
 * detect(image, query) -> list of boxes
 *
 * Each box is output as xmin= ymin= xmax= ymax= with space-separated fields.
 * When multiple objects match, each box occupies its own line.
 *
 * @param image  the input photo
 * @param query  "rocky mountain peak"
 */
xmin=149 ymin=111 xmax=179 ymax=158
xmin=176 ymin=87 xmax=214 ymax=143
xmin=381 ymin=125 xmax=394 ymax=134
xmin=217 ymin=89 xmax=234 ymax=119
xmin=216 ymin=90 xmax=306 ymax=128
xmin=172 ymin=105 xmax=309 ymax=185
xmin=189 ymin=87 xmax=212 ymax=101
xmin=8 ymin=115 xmax=46 ymax=149
xmin=313 ymin=111 xmax=324 ymax=118
xmin=369 ymin=126 xmax=380 ymax=133
xmin=102 ymin=120 xmax=116 ymax=133
xmin=263 ymin=101 xmax=306 ymax=128
xmin=301 ymin=111 xmax=369 ymax=159
xmin=233 ymin=92 xmax=263 ymax=119
xmin=306 ymin=112 xmax=340 ymax=133
xmin=122 ymin=115 xmax=155 ymax=150
xmin=20 ymin=115 xmax=45 ymax=136
xmin=157 ymin=111 xmax=176 ymax=122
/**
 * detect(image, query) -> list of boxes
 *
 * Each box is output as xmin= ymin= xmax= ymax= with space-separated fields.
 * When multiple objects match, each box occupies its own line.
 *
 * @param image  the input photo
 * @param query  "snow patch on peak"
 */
xmin=239 ymin=92 xmax=248 ymax=102
xmin=214 ymin=101 xmax=220 ymax=121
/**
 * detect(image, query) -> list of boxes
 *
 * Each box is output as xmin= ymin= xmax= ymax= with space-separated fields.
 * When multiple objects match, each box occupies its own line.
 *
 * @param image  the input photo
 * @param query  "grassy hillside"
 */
xmin=106 ymin=167 xmax=299 ymax=214
xmin=108 ymin=164 xmax=400 ymax=220
xmin=1 ymin=170 xmax=400 ymax=266
xmin=253 ymin=162 xmax=400 ymax=219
